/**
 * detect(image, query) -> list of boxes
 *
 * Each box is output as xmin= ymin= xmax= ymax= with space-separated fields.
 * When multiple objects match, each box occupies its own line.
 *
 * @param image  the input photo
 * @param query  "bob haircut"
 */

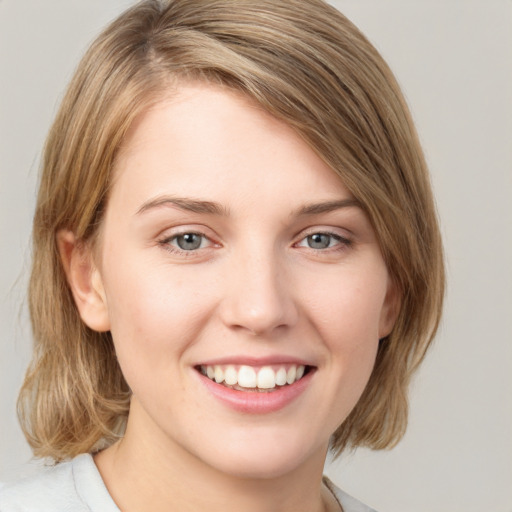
xmin=19 ymin=0 xmax=444 ymax=461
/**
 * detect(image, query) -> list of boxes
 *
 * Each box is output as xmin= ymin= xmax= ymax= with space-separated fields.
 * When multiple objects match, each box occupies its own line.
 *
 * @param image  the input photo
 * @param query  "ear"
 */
xmin=57 ymin=230 xmax=110 ymax=332
xmin=378 ymin=277 xmax=401 ymax=339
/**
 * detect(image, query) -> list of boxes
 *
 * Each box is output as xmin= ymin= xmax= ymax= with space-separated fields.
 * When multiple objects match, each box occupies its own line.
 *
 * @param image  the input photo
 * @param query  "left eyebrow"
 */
xmin=135 ymin=195 xmax=229 ymax=216
xmin=295 ymin=198 xmax=362 ymax=216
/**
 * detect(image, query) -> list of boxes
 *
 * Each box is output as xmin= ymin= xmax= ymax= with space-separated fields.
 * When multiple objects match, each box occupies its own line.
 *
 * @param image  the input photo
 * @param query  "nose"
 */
xmin=218 ymin=248 xmax=298 ymax=337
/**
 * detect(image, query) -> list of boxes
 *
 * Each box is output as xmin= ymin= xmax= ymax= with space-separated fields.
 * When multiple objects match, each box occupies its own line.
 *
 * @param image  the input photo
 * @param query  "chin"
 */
xmin=197 ymin=431 xmax=327 ymax=481
xmin=212 ymin=455 xmax=305 ymax=481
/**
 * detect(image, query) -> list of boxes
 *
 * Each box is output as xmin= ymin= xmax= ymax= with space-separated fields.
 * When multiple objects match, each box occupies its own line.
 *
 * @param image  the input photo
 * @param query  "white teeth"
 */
xmin=214 ymin=365 xmax=224 ymax=383
xmin=275 ymin=367 xmax=287 ymax=386
xmin=257 ymin=366 xmax=276 ymax=389
xmin=286 ymin=366 xmax=296 ymax=385
xmin=201 ymin=364 xmax=308 ymax=390
xmin=238 ymin=365 xmax=257 ymax=388
xmin=224 ymin=365 xmax=238 ymax=385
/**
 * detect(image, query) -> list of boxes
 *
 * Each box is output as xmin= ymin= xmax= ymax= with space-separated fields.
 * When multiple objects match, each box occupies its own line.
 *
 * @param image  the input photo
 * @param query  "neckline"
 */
xmin=323 ymin=476 xmax=344 ymax=512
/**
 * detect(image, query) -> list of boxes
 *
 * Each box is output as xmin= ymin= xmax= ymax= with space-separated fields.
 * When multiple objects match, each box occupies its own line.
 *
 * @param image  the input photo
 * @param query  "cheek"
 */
xmin=100 ymin=256 xmax=218 ymax=379
xmin=302 ymin=266 xmax=387 ymax=391
xmin=305 ymin=269 xmax=389 ymax=345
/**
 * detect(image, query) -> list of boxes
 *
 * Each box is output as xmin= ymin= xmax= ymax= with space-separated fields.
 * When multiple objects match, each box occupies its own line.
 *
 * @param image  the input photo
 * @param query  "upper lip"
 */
xmin=195 ymin=355 xmax=315 ymax=367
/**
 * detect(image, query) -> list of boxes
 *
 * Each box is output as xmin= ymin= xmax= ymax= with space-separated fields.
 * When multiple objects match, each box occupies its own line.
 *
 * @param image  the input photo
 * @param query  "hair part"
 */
xmin=19 ymin=0 xmax=444 ymax=461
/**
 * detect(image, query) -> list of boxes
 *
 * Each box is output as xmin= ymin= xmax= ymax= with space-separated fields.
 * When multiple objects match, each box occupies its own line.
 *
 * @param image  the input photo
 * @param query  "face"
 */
xmin=81 ymin=83 xmax=396 ymax=479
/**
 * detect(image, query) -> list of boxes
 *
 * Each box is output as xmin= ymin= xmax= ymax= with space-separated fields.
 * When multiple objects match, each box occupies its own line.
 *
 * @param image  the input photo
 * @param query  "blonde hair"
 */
xmin=19 ymin=0 xmax=444 ymax=460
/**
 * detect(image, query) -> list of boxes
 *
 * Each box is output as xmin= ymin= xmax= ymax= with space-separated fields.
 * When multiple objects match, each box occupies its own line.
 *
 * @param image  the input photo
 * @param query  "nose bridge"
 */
xmin=220 ymin=238 xmax=297 ymax=335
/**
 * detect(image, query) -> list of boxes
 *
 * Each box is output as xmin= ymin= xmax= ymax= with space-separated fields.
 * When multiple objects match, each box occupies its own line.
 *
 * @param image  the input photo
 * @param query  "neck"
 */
xmin=95 ymin=403 xmax=333 ymax=512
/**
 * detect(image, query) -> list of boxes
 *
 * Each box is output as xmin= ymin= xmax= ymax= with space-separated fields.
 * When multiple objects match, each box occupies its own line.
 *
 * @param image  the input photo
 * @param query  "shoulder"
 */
xmin=0 ymin=454 xmax=119 ymax=512
xmin=324 ymin=476 xmax=379 ymax=512
xmin=0 ymin=457 xmax=82 ymax=511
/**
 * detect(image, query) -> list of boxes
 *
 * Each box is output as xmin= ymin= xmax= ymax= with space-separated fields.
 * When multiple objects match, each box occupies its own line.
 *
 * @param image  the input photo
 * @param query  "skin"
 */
xmin=59 ymin=83 xmax=398 ymax=512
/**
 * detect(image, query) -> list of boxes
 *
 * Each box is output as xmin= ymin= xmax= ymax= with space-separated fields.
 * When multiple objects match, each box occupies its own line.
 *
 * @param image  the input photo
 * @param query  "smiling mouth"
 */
xmin=197 ymin=364 xmax=313 ymax=392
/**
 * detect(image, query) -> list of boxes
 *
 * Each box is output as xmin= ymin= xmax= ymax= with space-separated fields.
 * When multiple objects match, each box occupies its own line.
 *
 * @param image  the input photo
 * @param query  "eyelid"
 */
xmin=295 ymin=225 xmax=352 ymax=242
xmin=293 ymin=227 xmax=353 ymax=251
xmin=156 ymin=226 xmax=220 ymax=255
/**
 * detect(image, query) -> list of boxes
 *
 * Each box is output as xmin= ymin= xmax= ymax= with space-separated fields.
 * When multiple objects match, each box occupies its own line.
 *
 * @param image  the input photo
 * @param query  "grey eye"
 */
xmin=175 ymin=233 xmax=204 ymax=250
xmin=306 ymin=233 xmax=334 ymax=249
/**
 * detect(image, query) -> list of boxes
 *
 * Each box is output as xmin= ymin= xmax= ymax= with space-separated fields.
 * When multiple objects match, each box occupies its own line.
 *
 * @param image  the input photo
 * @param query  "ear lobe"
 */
xmin=378 ymin=278 xmax=401 ymax=339
xmin=57 ymin=230 xmax=110 ymax=332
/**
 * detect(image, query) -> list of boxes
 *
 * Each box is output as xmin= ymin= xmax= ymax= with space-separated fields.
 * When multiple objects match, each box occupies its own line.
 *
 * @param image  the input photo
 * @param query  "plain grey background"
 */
xmin=1 ymin=1 xmax=511 ymax=511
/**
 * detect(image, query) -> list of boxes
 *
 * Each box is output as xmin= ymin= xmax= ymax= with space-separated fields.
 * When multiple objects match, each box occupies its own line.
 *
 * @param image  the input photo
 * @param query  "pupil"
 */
xmin=177 ymin=233 xmax=202 ymax=250
xmin=308 ymin=233 xmax=330 ymax=249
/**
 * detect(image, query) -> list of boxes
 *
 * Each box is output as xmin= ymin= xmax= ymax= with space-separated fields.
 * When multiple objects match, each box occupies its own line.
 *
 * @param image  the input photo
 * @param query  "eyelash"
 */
xmin=158 ymin=231 xmax=215 ymax=255
xmin=294 ymin=231 xmax=352 ymax=253
xmin=157 ymin=230 xmax=352 ymax=256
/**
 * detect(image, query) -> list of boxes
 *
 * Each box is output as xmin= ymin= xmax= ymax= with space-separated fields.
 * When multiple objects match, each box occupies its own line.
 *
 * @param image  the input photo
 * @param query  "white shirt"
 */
xmin=0 ymin=454 xmax=377 ymax=512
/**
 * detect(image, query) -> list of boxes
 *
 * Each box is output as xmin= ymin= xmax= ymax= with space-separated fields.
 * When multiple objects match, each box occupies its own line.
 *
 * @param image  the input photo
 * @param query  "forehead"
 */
xmin=110 ymin=82 xmax=351 ymax=213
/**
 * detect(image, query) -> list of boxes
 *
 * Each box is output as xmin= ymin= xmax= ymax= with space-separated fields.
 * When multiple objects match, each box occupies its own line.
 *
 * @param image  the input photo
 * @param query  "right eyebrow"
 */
xmin=135 ymin=195 xmax=229 ymax=216
xmin=295 ymin=198 xmax=362 ymax=216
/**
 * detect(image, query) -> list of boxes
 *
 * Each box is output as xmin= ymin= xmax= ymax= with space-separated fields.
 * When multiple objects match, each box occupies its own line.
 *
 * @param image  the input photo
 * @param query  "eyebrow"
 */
xmin=135 ymin=195 xmax=361 ymax=217
xmin=295 ymin=198 xmax=362 ymax=216
xmin=136 ymin=196 xmax=229 ymax=216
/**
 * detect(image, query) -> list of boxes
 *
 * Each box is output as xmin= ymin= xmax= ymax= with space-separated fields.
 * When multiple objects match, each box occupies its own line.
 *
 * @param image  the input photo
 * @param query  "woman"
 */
xmin=0 ymin=1 xmax=444 ymax=511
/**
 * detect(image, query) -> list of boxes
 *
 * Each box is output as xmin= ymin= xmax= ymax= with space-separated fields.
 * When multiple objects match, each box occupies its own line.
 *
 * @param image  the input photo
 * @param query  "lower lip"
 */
xmin=197 ymin=370 xmax=314 ymax=414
